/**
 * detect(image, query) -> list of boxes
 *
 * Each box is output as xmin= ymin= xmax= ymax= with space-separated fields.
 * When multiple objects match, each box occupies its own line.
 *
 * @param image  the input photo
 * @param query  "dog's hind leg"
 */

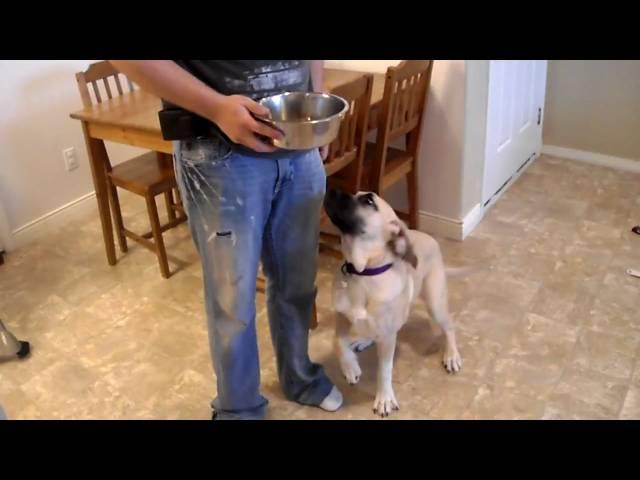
xmin=422 ymin=265 xmax=463 ymax=373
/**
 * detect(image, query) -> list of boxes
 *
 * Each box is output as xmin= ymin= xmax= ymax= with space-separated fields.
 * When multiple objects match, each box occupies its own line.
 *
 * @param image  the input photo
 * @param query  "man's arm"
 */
xmin=309 ymin=60 xmax=324 ymax=93
xmin=109 ymin=60 xmax=281 ymax=153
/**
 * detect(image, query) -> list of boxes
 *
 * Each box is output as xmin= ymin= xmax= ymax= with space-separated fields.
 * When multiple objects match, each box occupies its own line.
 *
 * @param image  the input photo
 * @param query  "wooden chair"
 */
xmin=324 ymin=73 xmax=374 ymax=192
xmin=362 ymin=60 xmax=434 ymax=229
xmin=75 ymin=61 xmax=187 ymax=278
xmin=319 ymin=73 xmax=374 ymax=259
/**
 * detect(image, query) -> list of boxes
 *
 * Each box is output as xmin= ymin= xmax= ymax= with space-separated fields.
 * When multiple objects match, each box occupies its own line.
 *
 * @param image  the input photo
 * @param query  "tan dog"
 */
xmin=324 ymin=190 xmax=464 ymax=417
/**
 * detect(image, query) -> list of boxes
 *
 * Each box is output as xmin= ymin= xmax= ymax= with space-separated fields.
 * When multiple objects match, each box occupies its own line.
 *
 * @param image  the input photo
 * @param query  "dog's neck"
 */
xmin=366 ymin=251 xmax=396 ymax=269
xmin=343 ymin=252 xmax=396 ymax=276
xmin=343 ymin=261 xmax=393 ymax=276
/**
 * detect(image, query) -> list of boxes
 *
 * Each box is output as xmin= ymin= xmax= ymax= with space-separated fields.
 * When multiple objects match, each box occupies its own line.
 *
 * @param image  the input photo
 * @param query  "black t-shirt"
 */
xmin=173 ymin=60 xmax=311 ymax=100
xmin=166 ymin=60 xmax=312 ymax=156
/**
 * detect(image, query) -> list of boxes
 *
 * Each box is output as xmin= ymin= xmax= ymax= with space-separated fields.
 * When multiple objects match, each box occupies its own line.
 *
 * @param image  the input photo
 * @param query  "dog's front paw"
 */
xmin=340 ymin=357 xmax=362 ymax=385
xmin=442 ymin=349 xmax=463 ymax=374
xmin=373 ymin=389 xmax=399 ymax=417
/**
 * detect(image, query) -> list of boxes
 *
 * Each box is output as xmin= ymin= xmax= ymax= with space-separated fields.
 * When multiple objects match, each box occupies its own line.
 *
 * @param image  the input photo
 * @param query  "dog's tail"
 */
xmin=445 ymin=266 xmax=477 ymax=277
xmin=445 ymin=256 xmax=495 ymax=278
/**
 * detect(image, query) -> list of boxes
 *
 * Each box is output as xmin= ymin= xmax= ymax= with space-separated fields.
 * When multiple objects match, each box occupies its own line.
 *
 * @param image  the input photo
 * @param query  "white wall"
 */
xmin=0 ymin=199 xmax=10 ymax=251
xmin=0 ymin=60 xmax=143 ymax=249
xmin=418 ymin=60 xmax=467 ymax=220
xmin=543 ymin=60 xmax=640 ymax=162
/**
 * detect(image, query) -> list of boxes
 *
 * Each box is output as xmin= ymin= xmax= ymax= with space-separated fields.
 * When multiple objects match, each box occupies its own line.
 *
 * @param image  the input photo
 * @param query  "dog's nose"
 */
xmin=324 ymin=189 xmax=340 ymax=206
xmin=325 ymin=189 xmax=349 ymax=203
xmin=324 ymin=189 xmax=350 ymax=210
xmin=326 ymin=188 xmax=341 ymax=199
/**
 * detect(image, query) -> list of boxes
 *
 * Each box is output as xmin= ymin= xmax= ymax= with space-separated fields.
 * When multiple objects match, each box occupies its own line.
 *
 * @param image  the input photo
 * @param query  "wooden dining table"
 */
xmin=70 ymin=68 xmax=385 ymax=268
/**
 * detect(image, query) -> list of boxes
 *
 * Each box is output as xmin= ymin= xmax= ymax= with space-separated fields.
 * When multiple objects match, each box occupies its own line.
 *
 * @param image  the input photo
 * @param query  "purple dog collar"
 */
xmin=341 ymin=262 xmax=394 ymax=276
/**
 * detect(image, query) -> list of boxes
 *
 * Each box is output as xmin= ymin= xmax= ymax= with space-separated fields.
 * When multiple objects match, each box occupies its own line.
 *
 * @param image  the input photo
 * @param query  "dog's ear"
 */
xmin=388 ymin=220 xmax=418 ymax=269
xmin=342 ymin=236 xmax=368 ymax=273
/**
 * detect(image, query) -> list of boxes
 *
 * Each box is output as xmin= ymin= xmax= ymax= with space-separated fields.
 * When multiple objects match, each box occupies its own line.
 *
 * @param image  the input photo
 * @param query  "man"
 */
xmin=110 ymin=60 xmax=342 ymax=419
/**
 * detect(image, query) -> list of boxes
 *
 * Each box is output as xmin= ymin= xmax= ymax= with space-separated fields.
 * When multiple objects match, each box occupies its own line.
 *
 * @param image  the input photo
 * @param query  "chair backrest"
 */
xmin=75 ymin=61 xmax=136 ymax=108
xmin=370 ymin=60 xmax=434 ymax=191
xmin=324 ymin=73 xmax=374 ymax=193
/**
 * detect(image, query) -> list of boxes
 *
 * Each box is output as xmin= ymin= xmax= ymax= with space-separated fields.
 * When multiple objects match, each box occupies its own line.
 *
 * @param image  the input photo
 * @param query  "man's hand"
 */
xmin=319 ymin=144 xmax=329 ymax=160
xmin=210 ymin=95 xmax=283 ymax=153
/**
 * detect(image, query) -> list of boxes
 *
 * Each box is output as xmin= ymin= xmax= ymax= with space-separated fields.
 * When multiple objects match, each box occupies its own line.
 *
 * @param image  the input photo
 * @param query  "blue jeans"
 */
xmin=174 ymin=138 xmax=334 ymax=420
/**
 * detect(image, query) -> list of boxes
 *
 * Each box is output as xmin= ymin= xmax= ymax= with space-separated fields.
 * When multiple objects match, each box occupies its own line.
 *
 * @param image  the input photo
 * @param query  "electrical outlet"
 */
xmin=63 ymin=147 xmax=79 ymax=172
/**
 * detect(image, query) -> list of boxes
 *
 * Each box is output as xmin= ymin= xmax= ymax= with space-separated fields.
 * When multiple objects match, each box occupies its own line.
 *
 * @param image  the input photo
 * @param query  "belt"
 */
xmin=158 ymin=108 xmax=220 ymax=141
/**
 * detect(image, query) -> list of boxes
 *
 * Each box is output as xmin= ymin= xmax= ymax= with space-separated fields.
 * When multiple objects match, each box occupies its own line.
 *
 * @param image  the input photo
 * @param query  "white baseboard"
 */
xmin=9 ymin=192 xmax=97 ymax=251
xmin=542 ymin=145 xmax=640 ymax=173
xmin=461 ymin=203 xmax=484 ymax=239
xmin=419 ymin=202 xmax=484 ymax=241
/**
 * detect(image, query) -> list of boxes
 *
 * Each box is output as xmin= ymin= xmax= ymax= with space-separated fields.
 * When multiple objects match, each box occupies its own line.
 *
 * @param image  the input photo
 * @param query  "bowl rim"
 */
xmin=257 ymin=91 xmax=349 ymax=126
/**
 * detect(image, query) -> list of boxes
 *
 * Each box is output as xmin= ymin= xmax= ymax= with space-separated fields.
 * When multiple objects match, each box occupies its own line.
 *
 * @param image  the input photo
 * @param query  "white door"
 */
xmin=483 ymin=60 xmax=547 ymax=205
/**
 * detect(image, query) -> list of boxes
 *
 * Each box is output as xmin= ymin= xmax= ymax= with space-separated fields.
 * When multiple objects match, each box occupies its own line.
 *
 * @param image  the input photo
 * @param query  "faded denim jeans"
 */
xmin=174 ymin=137 xmax=334 ymax=419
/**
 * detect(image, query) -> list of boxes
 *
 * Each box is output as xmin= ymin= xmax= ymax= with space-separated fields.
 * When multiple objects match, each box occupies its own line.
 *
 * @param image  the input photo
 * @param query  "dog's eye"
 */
xmin=359 ymin=193 xmax=376 ymax=208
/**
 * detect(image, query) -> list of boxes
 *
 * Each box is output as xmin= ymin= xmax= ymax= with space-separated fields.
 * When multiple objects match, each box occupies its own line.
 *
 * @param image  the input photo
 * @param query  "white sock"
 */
xmin=319 ymin=386 xmax=343 ymax=412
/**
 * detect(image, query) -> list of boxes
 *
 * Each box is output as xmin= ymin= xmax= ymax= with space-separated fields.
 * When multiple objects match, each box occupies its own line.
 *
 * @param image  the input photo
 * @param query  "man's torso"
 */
xmin=166 ymin=60 xmax=312 ymax=158
xmin=175 ymin=60 xmax=311 ymax=100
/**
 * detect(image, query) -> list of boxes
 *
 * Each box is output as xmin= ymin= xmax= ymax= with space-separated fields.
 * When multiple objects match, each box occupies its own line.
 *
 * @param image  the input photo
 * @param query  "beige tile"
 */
xmin=583 ymin=295 xmax=640 ymax=341
xmin=571 ymin=328 xmax=639 ymax=380
xmin=598 ymin=268 xmax=640 ymax=310
xmin=573 ymin=220 xmax=623 ymax=249
xmin=529 ymin=282 xmax=593 ymax=326
xmin=422 ymin=378 xmax=483 ymax=419
xmin=492 ymin=314 xmax=579 ymax=397
xmin=0 ymin=386 xmax=33 ymax=420
xmin=456 ymin=302 xmax=525 ymax=347
xmin=631 ymin=363 xmax=640 ymax=387
xmin=391 ymin=379 xmax=448 ymax=419
xmin=462 ymin=384 xmax=546 ymax=420
xmin=619 ymin=386 xmax=640 ymax=419
xmin=543 ymin=367 xmax=629 ymax=419
xmin=19 ymin=360 xmax=101 ymax=419
xmin=150 ymin=368 xmax=215 ymax=420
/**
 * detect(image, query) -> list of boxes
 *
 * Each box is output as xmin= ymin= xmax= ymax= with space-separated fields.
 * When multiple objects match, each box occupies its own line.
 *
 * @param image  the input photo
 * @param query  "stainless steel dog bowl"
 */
xmin=258 ymin=92 xmax=349 ymax=150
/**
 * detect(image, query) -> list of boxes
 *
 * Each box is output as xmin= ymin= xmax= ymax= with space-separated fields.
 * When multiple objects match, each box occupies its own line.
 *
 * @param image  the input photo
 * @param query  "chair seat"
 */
xmin=109 ymin=152 xmax=176 ymax=196
xmin=361 ymin=143 xmax=414 ymax=191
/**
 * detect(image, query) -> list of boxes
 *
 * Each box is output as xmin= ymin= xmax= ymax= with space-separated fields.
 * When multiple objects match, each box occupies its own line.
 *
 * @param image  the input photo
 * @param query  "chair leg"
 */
xmin=108 ymin=182 xmax=128 ymax=253
xmin=406 ymin=166 xmax=419 ymax=230
xmin=164 ymin=189 xmax=177 ymax=222
xmin=146 ymin=194 xmax=171 ymax=279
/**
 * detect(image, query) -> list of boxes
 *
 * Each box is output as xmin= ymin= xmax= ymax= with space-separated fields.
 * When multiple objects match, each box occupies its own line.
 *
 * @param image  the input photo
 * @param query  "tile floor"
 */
xmin=1 ymin=155 xmax=639 ymax=419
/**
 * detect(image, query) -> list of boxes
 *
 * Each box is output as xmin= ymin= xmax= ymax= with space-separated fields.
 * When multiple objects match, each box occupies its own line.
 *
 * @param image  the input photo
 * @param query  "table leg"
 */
xmin=81 ymin=121 xmax=116 ymax=266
